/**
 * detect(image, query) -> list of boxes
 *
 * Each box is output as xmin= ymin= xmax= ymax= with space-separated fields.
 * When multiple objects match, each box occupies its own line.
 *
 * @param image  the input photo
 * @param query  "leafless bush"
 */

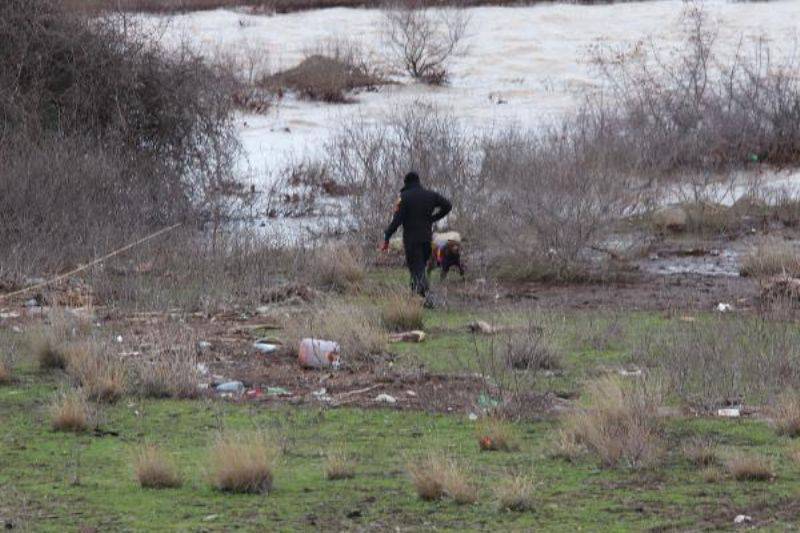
xmin=501 ymin=324 xmax=561 ymax=372
xmin=325 ymin=103 xmax=488 ymax=247
xmin=0 ymin=1 xmax=242 ymax=278
xmin=0 ymin=359 xmax=11 ymax=385
xmin=591 ymin=3 xmax=800 ymax=176
xmin=383 ymin=3 xmax=470 ymax=84
xmin=65 ymin=340 xmax=128 ymax=403
xmin=562 ymin=376 xmax=664 ymax=469
xmin=25 ymin=308 xmax=91 ymax=370
xmin=682 ymin=438 xmax=719 ymax=467
xmin=134 ymin=444 xmax=183 ymax=489
xmin=632 ymin=315 xmax=800 ymax=408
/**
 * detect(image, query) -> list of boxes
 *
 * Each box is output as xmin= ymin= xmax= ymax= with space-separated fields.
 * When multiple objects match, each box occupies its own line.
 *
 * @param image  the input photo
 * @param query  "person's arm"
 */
xmin=383 ymin=196 xmax=405 ymax=244
xmin=431 ymin=193 xmax=452 ymax=223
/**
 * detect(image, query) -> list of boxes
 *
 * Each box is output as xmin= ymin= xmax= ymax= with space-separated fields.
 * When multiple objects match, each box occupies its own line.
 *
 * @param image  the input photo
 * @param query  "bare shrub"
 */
xmin=682 ymin=438 xmax=719 ymax=467
xmin=325 ymin=450 xmax=357 ymax=481
xmin=476 ymin=417 xmax=519 ymax=452
xmin=591 ymin=3 xmax=800 ymax=176
xmin=324 ymin=103 xmax=488 ymax=248
xmin=26 ymin=308 xmax=90 ymax=370
xmin=701 ymin=467 xmax=723 ymax=483
xmin=305 ymin=244 xmax=365 ymax=292
xmin=772 ymin=391 xmax=800 ymax=438
xmin=632 ymin=316 xmax=800 ymax=408
xmin=282 ymin=302 xmax=387 ymax=366
xmin=50 ymin=389 xmax=91 ymax=433
xmin=494 ymin=475 xmax=535 ymax=512
xmin=726 ymin=453 xmax=773 ymax=481
xmin=209 ymin=432 xmax=279 ymax=494
xmin=787 ymin=445 xmax=800 ymax=466
xmin=383 ymin=3 xmax=470 ymax=84
xmin=562 ymin=376 xmax=663 ymax=469
xmin=740 ymin=239 xmax=800 ymax=278
xmin=134 ymin=444 xmax=183 ymax=489
xmin=0 ymin=1 xmax=241 ymax=278
xmin=380 ymin=291 xmax=424 ymax=331
xmin=131 ymin=327 xmax=199 ymax=399
xmin=406 ymin=453 xmax=476 ymax=504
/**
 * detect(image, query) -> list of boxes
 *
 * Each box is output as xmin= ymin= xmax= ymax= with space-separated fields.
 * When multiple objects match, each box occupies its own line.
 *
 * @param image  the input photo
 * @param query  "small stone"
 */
xmin=734 ymin=515 xmax=752 ymax=525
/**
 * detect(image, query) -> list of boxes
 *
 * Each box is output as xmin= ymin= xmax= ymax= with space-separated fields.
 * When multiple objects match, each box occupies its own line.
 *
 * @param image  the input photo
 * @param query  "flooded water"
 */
xmin=138 ymin=0 xmax=800 ymax=185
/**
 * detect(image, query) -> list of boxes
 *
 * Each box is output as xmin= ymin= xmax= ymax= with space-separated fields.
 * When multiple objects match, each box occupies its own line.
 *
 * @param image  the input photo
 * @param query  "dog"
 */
xmin=427 ymin=235 xmax=465 ymax=280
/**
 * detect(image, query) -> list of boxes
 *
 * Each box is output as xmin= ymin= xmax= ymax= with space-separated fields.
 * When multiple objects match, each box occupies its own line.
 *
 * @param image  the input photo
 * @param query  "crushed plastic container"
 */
xmin=215 ymin=381 xmax=244 ymax=393
xmin=298 ymin=338 xmax=340 ymax=369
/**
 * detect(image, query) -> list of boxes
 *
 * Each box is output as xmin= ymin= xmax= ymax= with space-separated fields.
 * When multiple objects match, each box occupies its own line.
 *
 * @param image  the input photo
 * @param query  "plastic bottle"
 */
xmin=298 ymin=338 xmax=341 ymax=369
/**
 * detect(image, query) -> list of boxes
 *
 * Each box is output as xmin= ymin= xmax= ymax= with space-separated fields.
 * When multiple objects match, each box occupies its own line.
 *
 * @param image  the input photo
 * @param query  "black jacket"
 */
xmin=384 ymin=180 xmax=452 ymax=244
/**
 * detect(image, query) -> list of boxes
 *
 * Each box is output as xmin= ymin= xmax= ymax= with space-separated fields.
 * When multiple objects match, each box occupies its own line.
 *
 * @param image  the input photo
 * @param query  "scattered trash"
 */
xmin=467 ymin=320 xmax=505 ymax=335
xmin=255 ymin=305 xmax=271 ymax=315
xmin=375 ymin=393 xmax=397 ymax=404
xmin=0 ymin=311 xmax=20 ymax=319
xmin=11 ymin=326 xmax=21 ymax=333
xmin=196 ymin=363 xmax=209 ymax=376
xmin=24 ymin=298 xmax=38 ymax=308
xmin=253 ymin=340 xmax=279 ymax=354
xmin=267 ymin=387 xmax=290 ymax=396
xmin=312 ymin=388 xmax=332 ymax=402
xmin=202 ymin=514 xmax=219 ymax=522
xmin=215 ymin=381 xmax=245 ymax=394
xmin=388 ymin=330 xmax=426 ymax=343
xmin=115 ymin=335 xmax=124 ymax=343
xmin=406 ymin=390 xmax=417 ymax=397
xmin=197 ymin=341 xmax=212 ymax=350
xmin=245 ymin=388 xmax=263 ymax=399
xmin=716 ymin=303 xmax=733 ymax=313
xmin=733 ymin=515 xmax=752 ymax=525
xmin=468 ymin=412 xmax=479 ymax=421
xmin=618 ymin=368 xmax=643 ymax=377
xmin=717 ymin=408 xmax=741 ymax=418
xmin=298 ymin=338 xmax=341 ymax=369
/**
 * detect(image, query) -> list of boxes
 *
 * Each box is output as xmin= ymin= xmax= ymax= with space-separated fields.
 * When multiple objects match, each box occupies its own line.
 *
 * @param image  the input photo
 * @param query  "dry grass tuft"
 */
xmin=50 ymin=389 xmax=91 ymax=433
xmin=283 ymin=302 xmax=387 ymax=366
xmin=134 ymin=444 xmax=182 ymax=489
xmin=476 ymin=417 xmax=519 ymax=452
xmin=380 ymin=291 xmax=424 ymax=332
xmin=773 ymin=391 xmax=800 ymax=438
xmin=682 ymin=438 xmax=719 ymax=468
xmin=131 ymin=327 xmax=199 ymax=399
xmin=561 ymin=376 xmax=663 ymax=469
xmin=786 ymin=445 xmax=800 ymax=466
xmin=306 ymin=244 xmax=364 ymax=292
xmin=27 ymin=327 xmax=67 ymax=370
xmin=65 ymin=341 xmax=127 ymax=403
xmin=407 ymin=454 xmax=477 ymax=504
xmin=494 ymin=474 xmax=535 ymax=512
xmin=725 ymin=453 xmax=774 ymax=481
xmin=701 ymin=466 xmax=724 ymax=484
xmin=740 ymin=239 xmax=800 ymax=278
xmin=209 ymin=433 xmax=279 ymax=494
xmin=0 ymin=359 xmax=11 ymax=384
xmin=325 ymin=450 xmax=357 ymax=480
xmin=548 ymin=428 xmax=586 ymax=463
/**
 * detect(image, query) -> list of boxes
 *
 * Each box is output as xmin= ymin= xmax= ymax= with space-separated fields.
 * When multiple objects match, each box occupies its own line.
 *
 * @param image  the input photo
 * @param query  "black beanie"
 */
xmin=404 ymin=171 xmax=420 ymax=185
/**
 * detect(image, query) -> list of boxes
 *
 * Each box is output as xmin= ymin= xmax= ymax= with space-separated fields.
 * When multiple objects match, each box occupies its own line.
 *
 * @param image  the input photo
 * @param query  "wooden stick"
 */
xmin=0 ymin=222 xmax=182 ymax=302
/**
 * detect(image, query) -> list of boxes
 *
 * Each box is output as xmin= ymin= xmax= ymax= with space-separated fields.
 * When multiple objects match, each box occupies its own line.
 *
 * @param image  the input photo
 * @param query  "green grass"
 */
xmin=3 ymin=363 xmax=800 ymax=530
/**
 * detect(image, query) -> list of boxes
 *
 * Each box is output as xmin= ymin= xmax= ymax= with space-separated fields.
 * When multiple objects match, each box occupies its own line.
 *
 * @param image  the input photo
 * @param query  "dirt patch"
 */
xmin=264 ymin=55 xmax=385 ymax=103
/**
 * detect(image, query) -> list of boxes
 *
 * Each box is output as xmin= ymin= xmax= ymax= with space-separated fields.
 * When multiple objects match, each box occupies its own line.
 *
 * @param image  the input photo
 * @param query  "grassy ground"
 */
xmin=2 ymin=337 xmax=800 ymax=530
xmin=0 ymin=300 xmax=800 ymax=531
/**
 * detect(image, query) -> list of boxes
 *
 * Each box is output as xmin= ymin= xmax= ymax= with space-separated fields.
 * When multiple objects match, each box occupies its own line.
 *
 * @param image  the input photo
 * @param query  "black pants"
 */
xmin=404 ymin=241 xmax=431 ymax=297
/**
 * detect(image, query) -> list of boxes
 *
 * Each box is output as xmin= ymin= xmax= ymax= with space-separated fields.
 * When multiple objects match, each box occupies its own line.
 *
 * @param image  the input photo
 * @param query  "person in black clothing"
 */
xmin=381 ymin=171 xmax=452 ymax=298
